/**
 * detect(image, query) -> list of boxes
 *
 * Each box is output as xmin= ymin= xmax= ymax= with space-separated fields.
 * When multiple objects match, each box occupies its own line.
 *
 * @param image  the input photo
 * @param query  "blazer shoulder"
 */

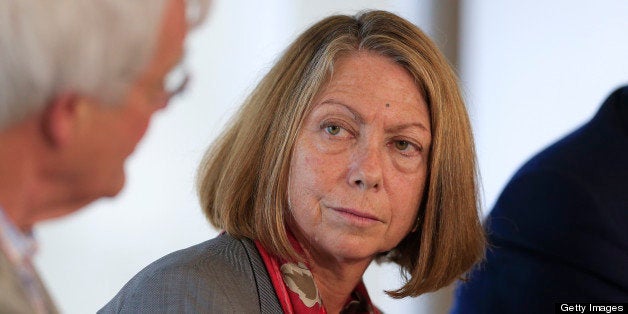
xmin=99 ymin=233 xmax=261 ymax=313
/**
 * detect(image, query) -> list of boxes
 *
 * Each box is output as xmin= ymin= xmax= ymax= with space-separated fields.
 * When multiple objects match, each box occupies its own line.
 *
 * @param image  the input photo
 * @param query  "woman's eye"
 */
xmin=395 ymin=140 xmax=409 ymax=150
xmin=325 ymin=125 xmax=341 ymax=135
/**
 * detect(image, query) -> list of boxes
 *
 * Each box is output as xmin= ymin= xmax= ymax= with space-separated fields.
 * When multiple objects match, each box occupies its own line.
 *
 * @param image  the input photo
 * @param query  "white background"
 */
xmin=34 ymin=1 xmax=628 ymax=313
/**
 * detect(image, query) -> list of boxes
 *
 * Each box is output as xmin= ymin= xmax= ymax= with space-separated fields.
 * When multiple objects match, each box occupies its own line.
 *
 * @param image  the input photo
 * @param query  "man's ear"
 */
xmin=42 ymin=93 xmax=87 ymax=147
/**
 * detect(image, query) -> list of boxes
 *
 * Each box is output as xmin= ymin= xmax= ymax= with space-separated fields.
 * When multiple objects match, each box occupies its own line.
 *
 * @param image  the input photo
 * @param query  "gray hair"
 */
xmin=0 ymin=0 xmax=210 ymax=130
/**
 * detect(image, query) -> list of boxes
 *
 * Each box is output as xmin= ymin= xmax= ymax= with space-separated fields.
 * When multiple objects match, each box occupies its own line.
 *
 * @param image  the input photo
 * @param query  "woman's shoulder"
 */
xmin=141 ymin=232 xmax=255 ymax=275
xmin=99 ymin=233 xmax=262 ymax=313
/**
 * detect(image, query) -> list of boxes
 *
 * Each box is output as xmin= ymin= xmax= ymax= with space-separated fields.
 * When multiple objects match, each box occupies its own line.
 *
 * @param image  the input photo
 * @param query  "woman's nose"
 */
xmin=348 ymin=143 xmax=383 ymax=191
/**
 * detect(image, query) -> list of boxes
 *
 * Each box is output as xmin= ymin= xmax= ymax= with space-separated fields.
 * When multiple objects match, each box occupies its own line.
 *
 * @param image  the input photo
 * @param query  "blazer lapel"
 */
xmin=239 ymin=237 xmax=284 ymax=314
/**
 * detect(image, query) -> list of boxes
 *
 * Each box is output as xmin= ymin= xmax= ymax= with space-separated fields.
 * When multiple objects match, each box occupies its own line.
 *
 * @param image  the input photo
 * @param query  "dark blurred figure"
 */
xmin=452 ymin=86 xmax=628 ymax=313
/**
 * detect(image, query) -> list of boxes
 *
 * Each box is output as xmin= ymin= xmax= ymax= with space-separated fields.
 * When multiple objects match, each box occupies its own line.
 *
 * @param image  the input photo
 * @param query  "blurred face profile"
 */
xmin=287 ymin=51 xmax=432 ymax=263
xmin=71 ymin=0 xmax=188 ymax=199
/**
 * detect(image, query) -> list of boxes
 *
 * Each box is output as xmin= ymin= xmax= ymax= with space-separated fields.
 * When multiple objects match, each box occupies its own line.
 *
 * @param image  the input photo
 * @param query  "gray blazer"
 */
xmin=99 ymin=233 xmax=283 ymax=313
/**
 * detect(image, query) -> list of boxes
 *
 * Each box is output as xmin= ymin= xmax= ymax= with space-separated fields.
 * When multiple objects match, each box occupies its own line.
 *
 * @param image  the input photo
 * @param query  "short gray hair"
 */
xmin=0 ymin=0 xmax=210 ymax=130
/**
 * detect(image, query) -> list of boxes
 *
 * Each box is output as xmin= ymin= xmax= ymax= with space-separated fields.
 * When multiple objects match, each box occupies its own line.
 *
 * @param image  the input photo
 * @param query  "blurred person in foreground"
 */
xmin=0 ymin=0 xmax=209 ymax=312
xmin=101 ymin=10 xmax=485 ymax=314
xmin=452 ymin=86 xmax=628 ymax=313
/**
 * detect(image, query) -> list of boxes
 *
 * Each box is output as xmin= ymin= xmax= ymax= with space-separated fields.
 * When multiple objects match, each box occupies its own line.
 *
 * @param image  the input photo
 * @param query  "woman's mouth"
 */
xmin=329 ymin=207 xmax=382 ymax=225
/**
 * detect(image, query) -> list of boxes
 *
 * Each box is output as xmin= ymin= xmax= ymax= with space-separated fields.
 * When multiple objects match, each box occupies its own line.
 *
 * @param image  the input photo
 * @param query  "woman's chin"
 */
xmin=313 ymin=235 xmax=384 ymax=264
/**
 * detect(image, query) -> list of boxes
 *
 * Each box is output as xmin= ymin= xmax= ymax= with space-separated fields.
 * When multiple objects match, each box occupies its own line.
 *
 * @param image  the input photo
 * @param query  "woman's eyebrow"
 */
xmin=386 ymin=122 xmax=430 ymax=134
xmin=319 ymin=99 xmax=429 ymax=134
xmin=318 ymin=99 xmax=364 ymax=124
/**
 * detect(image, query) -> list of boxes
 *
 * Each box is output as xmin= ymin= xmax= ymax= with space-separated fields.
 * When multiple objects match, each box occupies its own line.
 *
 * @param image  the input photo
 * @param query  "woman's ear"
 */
xmin=41 ymin=92 xmax=86 ymax=147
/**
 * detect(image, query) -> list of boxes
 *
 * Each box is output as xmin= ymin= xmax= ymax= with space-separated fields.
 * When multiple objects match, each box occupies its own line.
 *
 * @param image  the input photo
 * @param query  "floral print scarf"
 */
xmin=254 ymin=235 xmax=380 ymax=314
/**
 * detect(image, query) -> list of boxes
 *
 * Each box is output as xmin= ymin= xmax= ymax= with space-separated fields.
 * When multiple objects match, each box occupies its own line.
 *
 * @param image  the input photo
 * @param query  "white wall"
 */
xmin=461 ymin=0 xmax=628 ymax=213
xmin=33 ymin=1 xmax=628 ymax=313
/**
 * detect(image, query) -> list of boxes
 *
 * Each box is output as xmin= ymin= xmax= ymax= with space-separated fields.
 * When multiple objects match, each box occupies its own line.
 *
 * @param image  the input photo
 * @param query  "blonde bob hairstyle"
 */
xmin=198 ymin=10 xmax=484 ymax=298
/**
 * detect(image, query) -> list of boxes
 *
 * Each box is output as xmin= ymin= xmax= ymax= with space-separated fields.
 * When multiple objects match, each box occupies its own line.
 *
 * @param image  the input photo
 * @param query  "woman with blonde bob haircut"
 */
xmin=102 ymin=10 xmax=484 ymax=314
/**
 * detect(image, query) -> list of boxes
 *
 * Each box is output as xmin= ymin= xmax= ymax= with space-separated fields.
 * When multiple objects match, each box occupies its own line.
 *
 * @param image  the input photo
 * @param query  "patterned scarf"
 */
xmin=254 ymin=235 xmax=380 ymax=314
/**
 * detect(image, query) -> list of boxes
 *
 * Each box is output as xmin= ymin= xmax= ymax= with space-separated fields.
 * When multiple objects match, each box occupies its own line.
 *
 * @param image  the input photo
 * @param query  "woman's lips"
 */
xmin=330 ymin=207 xmax=381 ymax=222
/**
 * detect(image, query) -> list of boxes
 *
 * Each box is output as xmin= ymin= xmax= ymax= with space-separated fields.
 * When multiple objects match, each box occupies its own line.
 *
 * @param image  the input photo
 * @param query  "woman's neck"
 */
xmin=301 ymin=244 xmax=373 ymax=314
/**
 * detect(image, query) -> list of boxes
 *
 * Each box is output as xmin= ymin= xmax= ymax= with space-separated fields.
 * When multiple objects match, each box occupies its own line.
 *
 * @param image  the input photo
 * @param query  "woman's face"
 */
xmin=288 ymin=51 xmax=431 ymax=263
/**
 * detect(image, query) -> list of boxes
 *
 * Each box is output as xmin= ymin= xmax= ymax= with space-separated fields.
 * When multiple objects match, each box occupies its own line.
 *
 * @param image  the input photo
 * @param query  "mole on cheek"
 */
xmin=385 ymin=103 xmax=390 ymax=108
